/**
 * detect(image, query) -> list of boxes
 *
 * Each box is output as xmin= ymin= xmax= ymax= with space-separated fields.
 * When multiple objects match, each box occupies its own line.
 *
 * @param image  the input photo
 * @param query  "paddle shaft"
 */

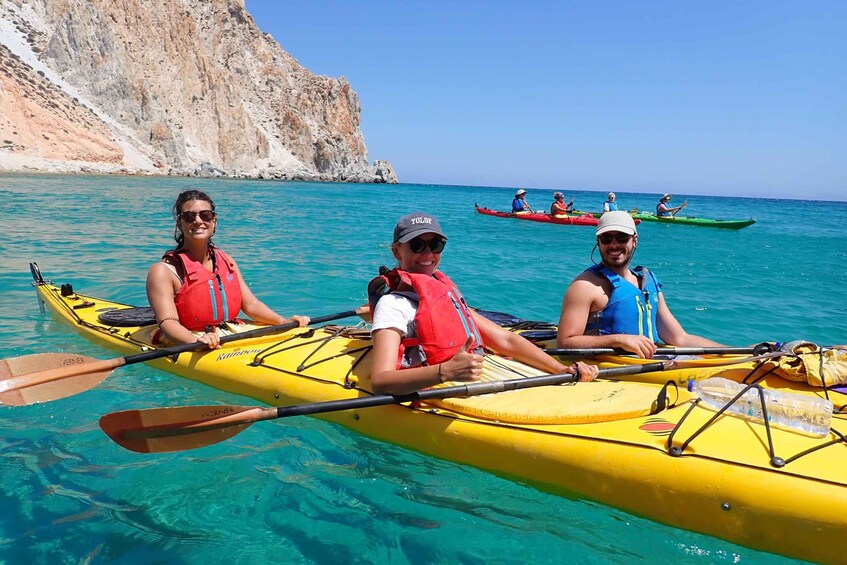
xmin=103 ymin=361 xmax=674 ymax=451
xmin=544 ymin=347 xmax=758 ymax=357
xmin=161 ymin=361 xmax=670 ymax=428
xmin=123 ymin=307 xmax=367 ymax=363
xmin=2 ymin=307 xmax=367 ymax=392
xmin=272 ymin=361 xmax=668 ymax=419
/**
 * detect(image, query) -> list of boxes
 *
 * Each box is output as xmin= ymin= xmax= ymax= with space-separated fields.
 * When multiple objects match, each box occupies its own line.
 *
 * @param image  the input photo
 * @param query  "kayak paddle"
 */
xmin=99 ymin=361 xmax=674 ymax=453
xmin=0 ymin=305 xmax=369 ymax=406
xmin=543 ymin=345 xmax=775 ymax=357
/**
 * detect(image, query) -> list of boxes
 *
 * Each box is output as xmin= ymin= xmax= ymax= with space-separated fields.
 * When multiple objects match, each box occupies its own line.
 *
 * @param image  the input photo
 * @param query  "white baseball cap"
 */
xmin=596 ymin=211 xmax=637 ymax=236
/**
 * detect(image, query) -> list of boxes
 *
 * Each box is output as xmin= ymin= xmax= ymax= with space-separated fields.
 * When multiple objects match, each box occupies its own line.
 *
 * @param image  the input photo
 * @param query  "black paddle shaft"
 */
xmin=544 ymin=346 xmax=765 ymax=357
xmin=274 ymin=362 xmax=667 ymax=419
xmin=120 ymin=309 xmax=363 ymax=366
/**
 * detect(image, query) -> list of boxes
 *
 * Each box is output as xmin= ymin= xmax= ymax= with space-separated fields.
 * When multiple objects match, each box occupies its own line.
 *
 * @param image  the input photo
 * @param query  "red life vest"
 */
xmin=368 ymin=268 xmax=485 ymax=368
xmin=163 ymin=247 xmax=243 ymax=331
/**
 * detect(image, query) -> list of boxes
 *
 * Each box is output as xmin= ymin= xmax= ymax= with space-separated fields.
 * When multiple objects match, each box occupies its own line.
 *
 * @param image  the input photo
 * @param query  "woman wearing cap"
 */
xmin=550 ymin=192 xmax=575 ymax=217
xmin=656 ymin=194 xmax=687 ymax=217
xmin=602 ymin=192 xmax=619 ymax=213
xmin=556 ymin=210 xmax=724 ymax=358
xmin=147 ymin=189 xmax=310 ymax=349
xmin=368 ymin=212 xmax=598 ymax=394
xmin=512 ymin=189 xmax=533 ymax=214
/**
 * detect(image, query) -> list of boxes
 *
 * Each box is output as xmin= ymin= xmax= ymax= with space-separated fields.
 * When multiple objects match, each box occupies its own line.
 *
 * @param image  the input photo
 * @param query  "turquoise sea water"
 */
xmin=1 ymin=173 xmax=845 ymax=563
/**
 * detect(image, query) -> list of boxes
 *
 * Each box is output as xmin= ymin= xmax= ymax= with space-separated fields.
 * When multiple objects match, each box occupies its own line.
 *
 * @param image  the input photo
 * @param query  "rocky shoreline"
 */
xmin=0 ymin=151 xmax=397 ymax=183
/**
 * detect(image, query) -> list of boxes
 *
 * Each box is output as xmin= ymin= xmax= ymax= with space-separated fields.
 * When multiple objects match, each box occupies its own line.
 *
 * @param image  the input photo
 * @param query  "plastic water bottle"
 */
xmin=688 ymin=377 xmax=832 ymax=437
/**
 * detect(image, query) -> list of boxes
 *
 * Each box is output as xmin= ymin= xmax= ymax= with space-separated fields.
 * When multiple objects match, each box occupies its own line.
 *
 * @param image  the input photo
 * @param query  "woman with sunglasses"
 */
xmin=368 ymin=212 xmax=597 ymax=394
xmin=556 ymin=211 xmax=723 ymax=358
xmin=146 ymin=189 xmax=309 ymax=349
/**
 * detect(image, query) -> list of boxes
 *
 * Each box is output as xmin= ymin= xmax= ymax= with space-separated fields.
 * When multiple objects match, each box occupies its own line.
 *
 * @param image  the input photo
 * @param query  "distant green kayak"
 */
xmin=574 ymin=210 xmax=756 ymax=230
xmin=630 ymin=212 xmax=756 ymax=229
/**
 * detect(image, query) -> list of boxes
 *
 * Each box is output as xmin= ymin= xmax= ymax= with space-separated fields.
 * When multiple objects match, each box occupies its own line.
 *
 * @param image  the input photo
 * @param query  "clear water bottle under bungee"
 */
xmin=688 ymin=377 xmax=833 ymax=437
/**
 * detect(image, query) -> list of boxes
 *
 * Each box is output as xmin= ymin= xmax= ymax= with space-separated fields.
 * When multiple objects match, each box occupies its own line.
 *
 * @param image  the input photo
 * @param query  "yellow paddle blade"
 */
xmin=0 ymin=353 xmax=112 ymax=406
xmin=99 ymin=405 xmax=262 ymax=453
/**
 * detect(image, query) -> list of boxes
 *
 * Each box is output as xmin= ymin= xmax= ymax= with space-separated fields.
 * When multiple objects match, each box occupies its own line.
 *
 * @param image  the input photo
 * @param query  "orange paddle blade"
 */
xmin=99 ymin=405 xmax=272 ymax=453
xmin=0 ymin=353 xmax=115 ymax=406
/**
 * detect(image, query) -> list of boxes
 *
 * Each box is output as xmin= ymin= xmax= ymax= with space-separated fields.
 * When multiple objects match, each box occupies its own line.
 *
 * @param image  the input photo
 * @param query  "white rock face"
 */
xmin=0 ymin=0 xmax=397 ymax=182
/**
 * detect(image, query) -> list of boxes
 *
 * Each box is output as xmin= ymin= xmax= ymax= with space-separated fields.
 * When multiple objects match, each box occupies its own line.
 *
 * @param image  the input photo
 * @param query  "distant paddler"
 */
xmin=602 ymin=192 xmax=619 ymax=213
xmin=550 ymin=192 xmax=575 ymax=217
xmin=557 ymin=211 xmax=724 ymax=358
xmin=512 ymin=189 xmax=533 ymax=214
xmin=656 ymin=194 xmax=687 ymax=217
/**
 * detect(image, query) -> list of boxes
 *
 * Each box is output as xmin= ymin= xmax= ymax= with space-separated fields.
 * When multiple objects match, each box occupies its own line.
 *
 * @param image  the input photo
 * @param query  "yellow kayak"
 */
xmin=30 ymin=274 xmax=847 ymax=564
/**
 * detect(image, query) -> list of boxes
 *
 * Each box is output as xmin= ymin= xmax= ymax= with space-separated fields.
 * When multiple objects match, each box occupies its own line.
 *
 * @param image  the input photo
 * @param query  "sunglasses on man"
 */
xmin=598 ymin=233 xmax=632 ymax=245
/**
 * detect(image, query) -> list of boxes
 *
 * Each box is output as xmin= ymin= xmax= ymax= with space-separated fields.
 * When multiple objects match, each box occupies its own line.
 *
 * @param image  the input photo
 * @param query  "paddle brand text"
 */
xmin=61 ymin=357 xmax=88 ymax=366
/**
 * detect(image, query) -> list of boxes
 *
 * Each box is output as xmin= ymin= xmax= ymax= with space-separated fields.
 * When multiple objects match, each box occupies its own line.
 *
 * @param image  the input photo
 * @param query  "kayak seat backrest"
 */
xmin=98 ymin=307 xmax=158 ymax=327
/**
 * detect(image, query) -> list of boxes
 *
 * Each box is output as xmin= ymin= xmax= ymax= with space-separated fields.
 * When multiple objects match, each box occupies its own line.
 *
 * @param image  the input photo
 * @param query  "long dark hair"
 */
xmin=173 ymin=189 xmax=216 ymax=247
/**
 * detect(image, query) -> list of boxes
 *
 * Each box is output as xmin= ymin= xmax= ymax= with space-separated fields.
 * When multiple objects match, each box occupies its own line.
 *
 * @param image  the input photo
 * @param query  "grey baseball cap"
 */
xmin=393 ymin=212 xmax=447 ymax=243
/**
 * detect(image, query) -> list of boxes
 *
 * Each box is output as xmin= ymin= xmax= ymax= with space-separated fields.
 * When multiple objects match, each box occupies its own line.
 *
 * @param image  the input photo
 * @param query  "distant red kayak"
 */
xmin=475 ymin=204 xmax=603 ymax=226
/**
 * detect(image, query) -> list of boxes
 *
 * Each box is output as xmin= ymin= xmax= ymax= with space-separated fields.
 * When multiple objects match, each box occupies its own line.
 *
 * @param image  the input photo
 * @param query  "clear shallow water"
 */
xmin=1 ymin=173 xmax=845 ymax=563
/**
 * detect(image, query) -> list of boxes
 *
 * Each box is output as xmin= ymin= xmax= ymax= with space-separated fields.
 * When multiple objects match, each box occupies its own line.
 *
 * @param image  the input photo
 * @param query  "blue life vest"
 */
xmin=585 ymin=265 xmax=662 ymax=341
xmin=512 ymin=197 xmax=526 ymax=212
xmin=656 ymin=204 xmax=671 ymax=217
xmin=603 ymin=200 xmax=619 ymax=211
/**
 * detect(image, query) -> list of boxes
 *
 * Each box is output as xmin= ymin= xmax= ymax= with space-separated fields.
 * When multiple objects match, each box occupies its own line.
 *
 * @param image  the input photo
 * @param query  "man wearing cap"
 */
xmin=550 ymin=192 xmax=575 ymax=217
xmin=656 ymin=194 xmax=687 ymax=217
xmin=556 ymin=211 xmax=723 ymax=358
xmin=512 ymin=189 xmax=533 ymax=214
xmin=602 ymin=192 xmax=619 ymax=213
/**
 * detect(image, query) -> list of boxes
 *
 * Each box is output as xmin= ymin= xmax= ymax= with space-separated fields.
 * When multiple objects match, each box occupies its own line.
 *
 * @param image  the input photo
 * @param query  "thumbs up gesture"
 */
xmin=440 ymin=337 xmax=484 ymax=383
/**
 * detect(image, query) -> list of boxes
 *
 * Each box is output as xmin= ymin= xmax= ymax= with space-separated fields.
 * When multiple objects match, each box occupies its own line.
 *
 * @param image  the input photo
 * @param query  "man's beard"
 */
xmin=600 ymin=245 xmax=634 ymax=268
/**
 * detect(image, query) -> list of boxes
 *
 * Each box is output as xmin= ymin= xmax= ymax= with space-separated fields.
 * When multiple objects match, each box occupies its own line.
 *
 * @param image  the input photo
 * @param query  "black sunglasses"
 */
xmin=178 ymin=210 xmax=216 ymax=222
xmin=408 ymin=237 xmax=447 ymax=254
xmin=598 ymin=232 xmax=633 ymax=245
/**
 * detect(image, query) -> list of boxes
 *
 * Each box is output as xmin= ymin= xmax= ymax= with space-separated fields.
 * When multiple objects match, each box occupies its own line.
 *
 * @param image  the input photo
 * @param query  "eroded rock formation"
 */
xmin=0 ymin=0 xmax=397 ymax=182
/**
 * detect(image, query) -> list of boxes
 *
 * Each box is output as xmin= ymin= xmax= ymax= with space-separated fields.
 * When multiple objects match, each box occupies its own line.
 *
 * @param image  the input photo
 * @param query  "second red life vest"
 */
xmin=164 ymin=247 xmax=243 ymax=331
xmin=369 ymin=268 xmax=485 ymax=367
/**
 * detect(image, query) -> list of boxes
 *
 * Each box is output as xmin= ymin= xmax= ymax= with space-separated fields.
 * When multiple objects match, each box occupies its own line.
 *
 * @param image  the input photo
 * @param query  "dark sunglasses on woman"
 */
xmin=408 ymin=237 xmax=447 ymax=254
xmin=178 ymin=210 xmax=217 ymax=222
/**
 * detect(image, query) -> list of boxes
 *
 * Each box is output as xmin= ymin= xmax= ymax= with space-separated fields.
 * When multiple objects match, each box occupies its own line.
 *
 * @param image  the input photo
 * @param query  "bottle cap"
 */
xmin=687 ymin=380 xmax=695 ymax=392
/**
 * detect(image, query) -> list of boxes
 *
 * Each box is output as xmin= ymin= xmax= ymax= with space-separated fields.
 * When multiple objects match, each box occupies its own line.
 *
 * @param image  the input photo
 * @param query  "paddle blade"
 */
xmin=0 ymin=353 xmax=113 ymax=406
xmin=99 ymin=405 xmax=258 ymax=453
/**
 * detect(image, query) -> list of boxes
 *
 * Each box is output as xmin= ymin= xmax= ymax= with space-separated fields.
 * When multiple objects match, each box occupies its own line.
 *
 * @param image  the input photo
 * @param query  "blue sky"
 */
xmin=246 ymin=1 xmax=845 ymax=201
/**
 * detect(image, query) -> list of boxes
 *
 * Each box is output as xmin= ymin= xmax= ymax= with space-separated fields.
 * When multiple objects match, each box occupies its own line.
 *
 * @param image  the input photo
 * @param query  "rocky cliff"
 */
xmin=0 ymin=0 xmax=397 ymax=182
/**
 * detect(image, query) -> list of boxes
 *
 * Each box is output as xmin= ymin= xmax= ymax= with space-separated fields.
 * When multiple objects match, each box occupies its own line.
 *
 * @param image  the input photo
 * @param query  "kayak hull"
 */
xmin=631 ymin=212 xmax=756 ymax=229
xmin=30 ymin=276 xmax=847 ymax=564
xmin=475 ymin=204 xmax=600 ymax=226
xmin=573 ymin=210 xmax=755 ymax=229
